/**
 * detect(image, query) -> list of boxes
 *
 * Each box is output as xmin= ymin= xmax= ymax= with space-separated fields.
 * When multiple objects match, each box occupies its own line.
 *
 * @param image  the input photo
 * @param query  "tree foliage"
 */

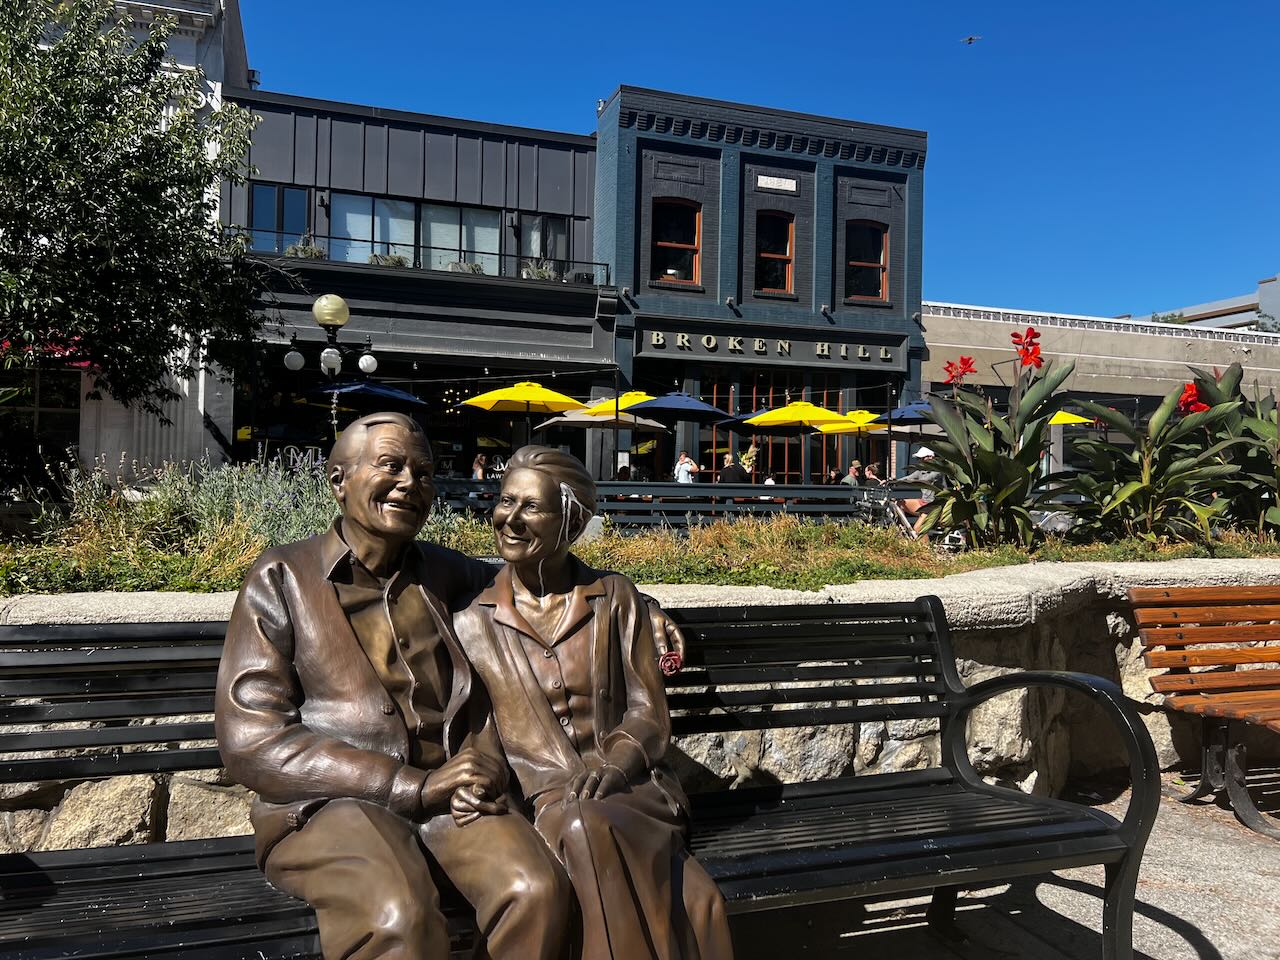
xmin=0 ymin=0 xmax=264 ymax=415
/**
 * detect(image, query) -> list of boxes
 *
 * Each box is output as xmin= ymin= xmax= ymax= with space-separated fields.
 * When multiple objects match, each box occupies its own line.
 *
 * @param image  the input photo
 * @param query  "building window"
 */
xmin=250 ymin=183 xmax=308 ymax=253
xmin=330 ymin=194 xmax=416 ymax=265
xmin=0 ymin=367 xmax=81 ymax=491
xmin=844 ymin=220 xmax=888 ymax=300
xmin=650 ymin=199 xmax=700 ymax=284
xmin=422 ymin=204 xmax=501 ymax=275
xmin=520 ymin=215 xmax=569 ymax=262
xmin=755 ymin=211 xmax=794 ymax=294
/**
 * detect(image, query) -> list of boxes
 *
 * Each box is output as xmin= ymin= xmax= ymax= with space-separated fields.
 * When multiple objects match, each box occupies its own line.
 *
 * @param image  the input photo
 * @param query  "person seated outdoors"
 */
xmin=673 ymin=450 xmax=700 ymax=483
xmin=839 ymin=460 xmax=862 ymax=487
xmin=718 ymin=452 xmax=750 ymax=484
xmin=863 ymin=463 xmax=886 ymax=486
xmin=897 ymin=446 xmax=943 ymax=532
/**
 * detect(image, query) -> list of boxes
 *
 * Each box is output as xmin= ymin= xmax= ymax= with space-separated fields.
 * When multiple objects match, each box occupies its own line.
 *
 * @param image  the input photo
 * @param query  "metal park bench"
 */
xmin=0 ymin=598 xmax=1158 ymax=958
xmin=434 ymin=479 xmax=924 ymax=530
xmin=1129 ymin=584 xmax=1280 ymax=839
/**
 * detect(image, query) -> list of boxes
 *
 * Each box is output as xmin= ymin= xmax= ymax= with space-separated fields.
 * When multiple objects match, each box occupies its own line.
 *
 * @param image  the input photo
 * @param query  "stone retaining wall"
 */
xmin=4 ymin=559 xmax=1279 ymax=852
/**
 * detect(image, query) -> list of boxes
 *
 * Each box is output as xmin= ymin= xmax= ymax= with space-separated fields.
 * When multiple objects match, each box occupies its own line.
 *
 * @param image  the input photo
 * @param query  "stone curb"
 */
xmin=6 ymin=559 xmax=1280 ymax=629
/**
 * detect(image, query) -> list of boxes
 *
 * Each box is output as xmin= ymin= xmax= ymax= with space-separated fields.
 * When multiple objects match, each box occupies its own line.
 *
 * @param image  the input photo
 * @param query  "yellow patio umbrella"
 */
xmin=1049 ymin=411 xmax=1093 ymax=425
xmin=581 ymin=391 xmax=657 ymax=416
xmin=817 ymin=409 xmax=887 ymax=435
xmin=459 ymin=381 xmax=584 ymax=414
xmin=459 ymin=381 xmax=584 ymax=445
xmin=745 ymin=400 xmax=849 ymax=429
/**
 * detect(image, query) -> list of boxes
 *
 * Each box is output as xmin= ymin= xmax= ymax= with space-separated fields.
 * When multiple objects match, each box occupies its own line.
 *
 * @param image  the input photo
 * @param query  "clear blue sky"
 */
xmin=239 ymin=1 xmax=1278 ymax=318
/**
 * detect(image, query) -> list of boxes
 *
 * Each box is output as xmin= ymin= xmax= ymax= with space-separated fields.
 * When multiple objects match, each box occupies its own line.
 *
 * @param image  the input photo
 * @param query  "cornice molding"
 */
xmin=617 ymin=106 xmax=926 ymax=170
xmin=116 ymin=1 xmax=217 ymax=39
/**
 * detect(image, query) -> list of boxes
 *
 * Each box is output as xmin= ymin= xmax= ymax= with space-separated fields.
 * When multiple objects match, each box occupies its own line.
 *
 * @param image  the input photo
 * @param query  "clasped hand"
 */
xmin=420 ymin=748 xmax=508 ymax=827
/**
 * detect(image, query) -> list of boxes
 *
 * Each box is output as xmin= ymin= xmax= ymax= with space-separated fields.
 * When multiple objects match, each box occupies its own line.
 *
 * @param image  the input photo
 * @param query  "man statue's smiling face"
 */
xmin=332 ymin=423 xmax=435 ymax=544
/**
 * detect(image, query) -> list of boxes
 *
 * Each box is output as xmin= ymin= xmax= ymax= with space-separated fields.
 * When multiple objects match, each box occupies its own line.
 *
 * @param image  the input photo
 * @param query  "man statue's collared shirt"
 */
xmin=326 ymin=524 xmax=451 ymax=771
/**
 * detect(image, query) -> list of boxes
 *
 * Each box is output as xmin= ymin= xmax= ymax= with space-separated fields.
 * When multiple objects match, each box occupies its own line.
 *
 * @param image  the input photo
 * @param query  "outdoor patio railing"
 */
xmin=435 ymin=479 xmax=924 ymax=529
xmin=240 ymin=229 xmax=611 ymax=286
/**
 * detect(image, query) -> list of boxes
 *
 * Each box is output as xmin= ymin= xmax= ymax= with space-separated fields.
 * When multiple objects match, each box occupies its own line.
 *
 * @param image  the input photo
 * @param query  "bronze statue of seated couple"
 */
xmin=215 ymin=412 xmax=733 ymax=960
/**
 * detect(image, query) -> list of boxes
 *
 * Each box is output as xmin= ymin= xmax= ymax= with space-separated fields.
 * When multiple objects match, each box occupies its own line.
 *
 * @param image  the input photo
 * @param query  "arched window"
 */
xmin=650 ymin=199 xmax=701 ymax=284
xmin=755 ymin=211 xmax=794 ymax=294
xmin=845 ymin=220 xmax=888 ymax=301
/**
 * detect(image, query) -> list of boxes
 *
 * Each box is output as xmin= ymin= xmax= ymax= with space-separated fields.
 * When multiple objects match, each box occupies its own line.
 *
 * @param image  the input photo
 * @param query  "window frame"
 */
xmin=843 ymin=219 xmax=889 ymax=302
xmin=650 ymin=198 xmax=702 ymax=286
xmin=754 ymin=210 xmax=795 ymax=295
xmin=248 ymin=182 xmax=310 ymax=254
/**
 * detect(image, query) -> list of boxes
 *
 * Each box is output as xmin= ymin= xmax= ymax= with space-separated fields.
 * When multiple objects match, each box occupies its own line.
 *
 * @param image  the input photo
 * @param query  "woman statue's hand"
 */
xmin=451 ymin=782 xmax=508 ymax=827
xmin=565 ymin=763 xmax=628 ymax=805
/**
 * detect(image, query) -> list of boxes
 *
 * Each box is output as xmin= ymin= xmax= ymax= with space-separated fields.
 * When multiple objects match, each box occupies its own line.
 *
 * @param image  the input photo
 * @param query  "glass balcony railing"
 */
xmin=240 ymin=229 xmax=611 ymax=286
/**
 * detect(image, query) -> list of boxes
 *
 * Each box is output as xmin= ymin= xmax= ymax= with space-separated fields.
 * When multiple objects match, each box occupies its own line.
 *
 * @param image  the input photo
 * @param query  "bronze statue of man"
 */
xmin=215 ymin=412 xmax=572 ymax=960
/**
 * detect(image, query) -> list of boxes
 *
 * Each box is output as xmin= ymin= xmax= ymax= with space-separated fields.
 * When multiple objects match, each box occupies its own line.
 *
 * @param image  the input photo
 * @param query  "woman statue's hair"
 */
xmin=505 ymin=445 xmax=598 ymax=544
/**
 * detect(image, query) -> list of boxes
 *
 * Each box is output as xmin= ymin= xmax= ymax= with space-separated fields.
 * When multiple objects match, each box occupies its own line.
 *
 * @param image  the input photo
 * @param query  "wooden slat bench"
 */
xmin=0 ymin=599 xmax=1159 ymax=958
xmin=1130 ymin=584 xmax=1280 ymax=839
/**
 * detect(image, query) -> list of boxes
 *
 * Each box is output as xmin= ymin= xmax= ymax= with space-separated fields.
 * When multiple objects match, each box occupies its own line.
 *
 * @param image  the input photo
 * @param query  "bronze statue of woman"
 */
xmin=453 ymin=446 xmax=733 ymax=960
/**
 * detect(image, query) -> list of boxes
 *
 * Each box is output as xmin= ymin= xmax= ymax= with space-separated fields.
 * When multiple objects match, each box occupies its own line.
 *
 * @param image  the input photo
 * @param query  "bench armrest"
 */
xmin=947 ymin=670 xmax=1160 ymax=847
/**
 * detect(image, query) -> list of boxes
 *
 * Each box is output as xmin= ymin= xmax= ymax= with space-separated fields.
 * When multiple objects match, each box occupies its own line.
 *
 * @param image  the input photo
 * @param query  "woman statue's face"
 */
xmin=493 ymin=467 xmax=570 ymax=565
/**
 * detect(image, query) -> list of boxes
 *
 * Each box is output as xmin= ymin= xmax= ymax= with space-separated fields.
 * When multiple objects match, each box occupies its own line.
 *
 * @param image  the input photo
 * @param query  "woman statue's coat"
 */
xmin=454 ymin=560 xmax=732 ymax=960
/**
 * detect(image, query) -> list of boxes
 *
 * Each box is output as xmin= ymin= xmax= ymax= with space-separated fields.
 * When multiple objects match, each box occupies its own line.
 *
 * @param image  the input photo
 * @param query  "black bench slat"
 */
xmin=687 ymin=768 xmax=956 ymax=815
xmin=0 ymin=836 xmax=256 ymax=884
xmin=1 ymin=747 xmax=222 ymax=781
xmin=0 ymin=721 xmax=214 ymax=753
xmin=664 ymin=662 xmax=933 ymax=687
xmin=695 ymin=792 xmax=1082 ymax=854
xmin=666 ymin=680 xmax=943 ymax=709
xmin=0 ymin=694 xmax=213 ymax=724
xmin=7 ymin=914 xmax=319 ymax=960
xmin=693 ymin=651 xmax=940 ymax=674
xmin=0 ymin=670 xmax=219 ymax=698
xmin=0 ymin=622 xmax=226 ymax=645
xmin=671 ymin=701 xmax=947 ymax=735
xmin=0 ymin=646 xmax=222 ymax=669
xmin=712 ymin=834 xmax=1131 ymax=912
xmin=683 ymin=621 xmax=932 ymax=641
xmin=670 ymin=601 xmax=929 ymax=624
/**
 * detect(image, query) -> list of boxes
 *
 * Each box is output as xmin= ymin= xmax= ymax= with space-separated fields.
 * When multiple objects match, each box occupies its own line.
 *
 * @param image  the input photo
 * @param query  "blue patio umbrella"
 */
xmin=625 ymin=392 xmax=729 ymax=424
xmin=872 ymin=401 xmax=933 ymax=426
xmin=310 ymin=381 xmax=428 ymax=406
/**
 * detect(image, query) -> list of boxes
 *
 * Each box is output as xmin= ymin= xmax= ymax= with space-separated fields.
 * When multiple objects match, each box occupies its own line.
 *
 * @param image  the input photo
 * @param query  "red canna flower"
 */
xmin=1177 ymin=382 xmax=1210 ymax=415
xmin=1017 ymin=343 xmax=1044 ymax=369
xmin=943 ymin=355 xmax=977 ymax=385
xmin=1010 ymin=326 xmax=1040 ymax=348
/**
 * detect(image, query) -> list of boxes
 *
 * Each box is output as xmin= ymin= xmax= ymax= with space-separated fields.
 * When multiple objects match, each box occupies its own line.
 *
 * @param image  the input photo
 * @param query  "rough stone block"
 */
xmin=37 ymin=776 xmax=157 ymax=851
xmin=165 ymin=778 xmax=253 ymax=841
xmin=0 ymin=809 xmax=49 ymax=853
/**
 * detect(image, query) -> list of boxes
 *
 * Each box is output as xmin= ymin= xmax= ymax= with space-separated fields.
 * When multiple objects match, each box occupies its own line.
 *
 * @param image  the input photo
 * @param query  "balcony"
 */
xmin=241 ymin=229 xmax=611 ymax=287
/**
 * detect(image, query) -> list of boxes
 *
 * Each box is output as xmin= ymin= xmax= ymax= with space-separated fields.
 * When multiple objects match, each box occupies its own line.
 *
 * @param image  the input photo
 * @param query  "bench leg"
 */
xmin=1181 ymin=717 xmax=1227 ymax=804
xmin=1101 ymin=857 xmax=1139 ymax=960
xmin=1224 ymin=724 xmax=1280 ymax=840
xmin=926 ymin=886 xmax=966 ymax=943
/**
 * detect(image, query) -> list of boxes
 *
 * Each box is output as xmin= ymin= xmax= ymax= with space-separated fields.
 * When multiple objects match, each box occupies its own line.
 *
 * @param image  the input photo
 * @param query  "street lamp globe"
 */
xmin=312 ymin=294 xmax=350 ymax=330
xmin=283 ymin=348 xmax=305 ymax=371
xmin=319 ymin=347 xmax=343 ymax=375
xmin=358 ymin=352 xmax=378 ymax=374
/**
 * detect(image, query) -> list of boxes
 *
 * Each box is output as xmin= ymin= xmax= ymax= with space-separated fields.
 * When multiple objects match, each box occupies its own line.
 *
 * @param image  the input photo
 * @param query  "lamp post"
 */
xmin=282 ymin=294 xmax=377 ymax=377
